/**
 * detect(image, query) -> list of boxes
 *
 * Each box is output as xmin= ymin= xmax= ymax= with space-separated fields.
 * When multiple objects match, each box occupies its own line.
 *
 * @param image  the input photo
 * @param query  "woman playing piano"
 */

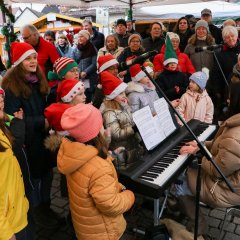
xmin=176 ymin=80 xmax=240 ymax=235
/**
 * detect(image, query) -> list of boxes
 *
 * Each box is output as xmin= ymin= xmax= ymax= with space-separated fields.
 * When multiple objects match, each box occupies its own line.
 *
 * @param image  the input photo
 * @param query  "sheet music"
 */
xmin=132 ymin=98 xmax=176 ymax=150
xmin=154 ymin=98 xmax=176 ymax=136
xmin=132 ymin=106 xmax=163 ymax=150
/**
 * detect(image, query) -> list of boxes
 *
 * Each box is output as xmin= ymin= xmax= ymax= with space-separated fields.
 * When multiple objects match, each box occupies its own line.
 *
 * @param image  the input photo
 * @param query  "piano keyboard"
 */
xmin=138 ymin=124 xmax=216 ymax=187
xmin=119 ymin=120 xmax=217 ymax=198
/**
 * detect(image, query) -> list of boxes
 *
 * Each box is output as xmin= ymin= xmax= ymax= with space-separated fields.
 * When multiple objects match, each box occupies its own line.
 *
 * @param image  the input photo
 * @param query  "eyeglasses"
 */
xmin=22 ymin=34 xmax=32 ymax=41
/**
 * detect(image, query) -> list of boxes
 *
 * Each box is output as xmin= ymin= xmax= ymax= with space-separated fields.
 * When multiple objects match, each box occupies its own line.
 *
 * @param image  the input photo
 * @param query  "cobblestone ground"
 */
xmin=35 ymin=168 xmax=240 ymax=240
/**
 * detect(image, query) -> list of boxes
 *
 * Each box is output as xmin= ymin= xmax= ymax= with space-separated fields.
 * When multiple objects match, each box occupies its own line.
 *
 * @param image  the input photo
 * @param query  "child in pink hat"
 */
xmin=58 ymin=103 xmax=135 ymax=240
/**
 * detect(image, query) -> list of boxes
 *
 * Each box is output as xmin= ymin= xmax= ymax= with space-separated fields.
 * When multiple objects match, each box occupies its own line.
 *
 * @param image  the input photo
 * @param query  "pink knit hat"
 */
xmin=61 ymin=103 xmax=103 ymax=143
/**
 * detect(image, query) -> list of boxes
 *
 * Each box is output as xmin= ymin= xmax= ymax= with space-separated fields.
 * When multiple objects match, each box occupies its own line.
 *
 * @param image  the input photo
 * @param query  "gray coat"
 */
xmin=126 ymin=82 xmax=159 ymax=114
xmin=71 ymin=46 xmax=98 ymax=89
xmin=184 ymin=35 xmax=215 ymax=72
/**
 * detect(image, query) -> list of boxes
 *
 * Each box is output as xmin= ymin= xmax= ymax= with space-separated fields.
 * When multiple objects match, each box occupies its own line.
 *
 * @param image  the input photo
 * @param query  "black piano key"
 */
xmin=139 ymin=176 xmax=155 ymax=181
xmin=155 ymin=162 xmax=169 ymax=167
xmin=143 ymin=172 xmax=159 ymax=178
xmin=149 ymin=167 xmax=164 ymax=172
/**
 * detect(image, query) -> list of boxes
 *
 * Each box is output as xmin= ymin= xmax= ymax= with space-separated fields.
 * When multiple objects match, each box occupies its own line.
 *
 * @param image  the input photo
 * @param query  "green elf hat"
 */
xmin=163 ymin=34 xmax=178 ymax=66
xmin=48 ymin=57 xmax=78 ymax=81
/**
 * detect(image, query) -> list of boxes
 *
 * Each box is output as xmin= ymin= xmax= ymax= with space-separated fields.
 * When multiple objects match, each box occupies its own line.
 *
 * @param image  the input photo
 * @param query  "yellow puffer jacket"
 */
xmin=57 ymin=138 xmax=135 ymax=240
xmin=0 ymin=129 xmax=29 ymax=240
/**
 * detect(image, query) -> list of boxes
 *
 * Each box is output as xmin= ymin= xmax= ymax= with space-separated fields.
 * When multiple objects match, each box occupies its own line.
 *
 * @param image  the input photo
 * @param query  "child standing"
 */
xmin=155 ymin=34 xmax=189 ymax=101
xmin=2 ymin=42 xmax=60 ymax=228
xmin=177 ymin=71 xmax=214 ymax=123
xmin=100 ymin=71 xmax=143 ymax=165
xmin=126 ymin=63 xmax=159 ymax=114
xmin=58 ymin=103 xmax=135 ymax=240
xmin=47 ymin=57 xmax=80 ymax=104
xmin=0 ymin=88 xmax=29 ymax=240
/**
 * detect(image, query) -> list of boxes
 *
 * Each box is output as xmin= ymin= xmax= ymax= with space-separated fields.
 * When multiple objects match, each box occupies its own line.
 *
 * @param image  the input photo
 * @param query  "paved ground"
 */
xmin=35 ymin=168 xmax=240 ymax=240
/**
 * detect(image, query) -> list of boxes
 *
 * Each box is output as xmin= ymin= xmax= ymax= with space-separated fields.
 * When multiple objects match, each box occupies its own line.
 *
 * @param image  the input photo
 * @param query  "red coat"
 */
xmin=35 ymin=37 xmax=60 ymax=76
xmin=153 ymin=45 xmax=195 ymax=75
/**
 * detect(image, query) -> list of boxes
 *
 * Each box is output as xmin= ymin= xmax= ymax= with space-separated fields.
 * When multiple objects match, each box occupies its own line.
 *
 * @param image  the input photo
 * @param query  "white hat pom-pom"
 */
xmin=202 ymin=67 xmax=209 ymax=79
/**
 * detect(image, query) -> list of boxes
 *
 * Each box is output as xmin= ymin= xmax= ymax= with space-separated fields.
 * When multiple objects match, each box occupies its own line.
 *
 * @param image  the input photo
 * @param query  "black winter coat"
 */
xmin=117 ymin=47 xmax=145 ymax=83
xmin=211 ymin=42 xmax=240 ymax=98
xmin=8 ymin=118 xmax=33 ymax=198
xmin=209 ymin=24 xmax=223 ymax=44
xmin=156 ymin=69 xmax=189 ymax=101
xmin=4 ymin=83 xmax=51 ymax=178
xmin=91 ymin=28 xmax=105 ymax=50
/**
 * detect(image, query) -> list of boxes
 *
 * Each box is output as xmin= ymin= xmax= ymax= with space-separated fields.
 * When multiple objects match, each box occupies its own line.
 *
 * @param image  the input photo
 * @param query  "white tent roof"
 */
xmin=136 ymin=1 xmax=240 ymax=19
xmin=7 ymin=0 xmax=222 ymax=8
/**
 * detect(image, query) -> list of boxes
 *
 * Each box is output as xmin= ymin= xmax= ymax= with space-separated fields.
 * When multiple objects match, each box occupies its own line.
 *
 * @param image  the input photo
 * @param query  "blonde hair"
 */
xmin=103 ymin=99 xmax=121 ymax=110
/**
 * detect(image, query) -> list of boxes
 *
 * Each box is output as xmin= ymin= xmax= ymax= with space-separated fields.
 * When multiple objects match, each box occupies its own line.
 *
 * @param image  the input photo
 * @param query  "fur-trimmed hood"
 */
xmin=125 ymin=81 xmax=144 ymax=94
xmin=44 ymin=133 xmax=63 ymax=152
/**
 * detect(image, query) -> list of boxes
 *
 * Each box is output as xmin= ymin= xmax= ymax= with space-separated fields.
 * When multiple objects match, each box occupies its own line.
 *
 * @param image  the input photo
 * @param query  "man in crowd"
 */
xmin=21 ymin=24 xmax=60 ymax=77
xmin=113 ymin=19 xmax=132 ymax=48
xmin=142 ymin=22 xmax=165 ymax=52
xmin=126 ymin=20 xmax=138 ymax=34
xmin=82 ymin=19 xmax=105 ymax=50
xmin=201 ymin=8 xmax=223 ymax=44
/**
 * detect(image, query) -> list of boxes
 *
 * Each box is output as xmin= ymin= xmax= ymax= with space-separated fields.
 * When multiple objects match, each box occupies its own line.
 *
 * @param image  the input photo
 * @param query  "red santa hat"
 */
xmin=98 ymin=55 xmax=118 ymax=73
xmin=44 ymin=103 xmax=72 ymax=134
xmin=129 ymin=64 xmax=147 ymax=82
xmin=11 ymin=42 xmax=37 ymax=67
xmin=57 ymin=79 xmax=85 ymax=103
xmin=100 ymin=71 xmax=127 ymax=100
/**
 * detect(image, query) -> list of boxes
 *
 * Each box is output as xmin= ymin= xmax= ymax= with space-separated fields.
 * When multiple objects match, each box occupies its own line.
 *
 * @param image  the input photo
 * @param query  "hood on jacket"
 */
xmin=57 ymin=138 xmax=98 ymax=175
xmin=125 ymin=81 xmax=145 ymax=95
xmin=44 ymin=134 xmax=63 ymax=152
xmin=223 ymin=113 xmax=240 ymax=128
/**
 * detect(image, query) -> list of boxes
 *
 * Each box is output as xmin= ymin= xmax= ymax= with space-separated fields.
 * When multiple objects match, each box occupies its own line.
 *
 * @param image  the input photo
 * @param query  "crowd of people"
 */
xmin=1 ymin=7 xmax=240 ymax=240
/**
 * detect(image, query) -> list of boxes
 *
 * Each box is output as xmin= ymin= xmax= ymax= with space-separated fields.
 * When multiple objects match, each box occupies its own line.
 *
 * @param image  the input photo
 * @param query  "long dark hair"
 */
xmin=2 ymin=63 xmax=49 ymax=99
xmin=85 ymin=132 xmax=109 ymax=159
xmin=173 ymin=17 xmax=190 ymax=33
xmin=228 ymin=81 xmax=240 ymax=117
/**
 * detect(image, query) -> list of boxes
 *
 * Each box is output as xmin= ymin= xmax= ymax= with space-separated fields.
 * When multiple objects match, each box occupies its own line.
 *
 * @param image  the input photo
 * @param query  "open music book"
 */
xmin=132 ymin=98 xmax=176 ymax=150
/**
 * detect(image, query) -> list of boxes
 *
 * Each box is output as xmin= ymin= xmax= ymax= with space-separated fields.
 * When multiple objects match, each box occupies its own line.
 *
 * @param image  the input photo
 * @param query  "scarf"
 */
xmin=25 ymin=73 xmax=38 ymax=83
xmin=77 ymin=41 xmax=97 ymax=60
xmin=197 ymin=36 xmax=207 ymax=41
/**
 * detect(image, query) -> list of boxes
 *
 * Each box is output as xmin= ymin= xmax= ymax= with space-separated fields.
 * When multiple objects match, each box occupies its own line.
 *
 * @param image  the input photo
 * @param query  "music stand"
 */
xmin=140 ymin=65 xmax=235 ymax=240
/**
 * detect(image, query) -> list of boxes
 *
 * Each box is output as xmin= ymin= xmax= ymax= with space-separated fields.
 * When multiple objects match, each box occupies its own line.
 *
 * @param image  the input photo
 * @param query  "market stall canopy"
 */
xmin=136 ymin=1 xmax=240 ymax=20
xmin=6 ymin=0 xmax=222 ymax=8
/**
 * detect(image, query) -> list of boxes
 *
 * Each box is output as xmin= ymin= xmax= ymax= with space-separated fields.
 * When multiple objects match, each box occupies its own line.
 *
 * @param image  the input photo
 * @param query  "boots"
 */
xmin=178 ymin=195 xmax=208 ymax=236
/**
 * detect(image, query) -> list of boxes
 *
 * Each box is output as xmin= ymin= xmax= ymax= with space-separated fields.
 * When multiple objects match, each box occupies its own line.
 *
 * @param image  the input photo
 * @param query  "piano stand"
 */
xmin=153 ymin=190 xmax=169 ymax=226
